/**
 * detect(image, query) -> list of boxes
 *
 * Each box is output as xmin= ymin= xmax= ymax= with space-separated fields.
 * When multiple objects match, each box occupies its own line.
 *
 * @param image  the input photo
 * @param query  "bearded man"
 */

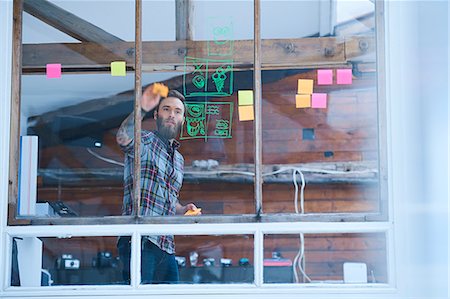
xmin=116 ymin=84 xmax=200 ymax=284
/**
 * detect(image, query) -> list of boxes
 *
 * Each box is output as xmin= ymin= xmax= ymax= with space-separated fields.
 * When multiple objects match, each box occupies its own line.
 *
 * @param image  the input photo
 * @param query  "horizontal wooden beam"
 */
xmin=29 ymin=213 xmax=375 ymax=225
xmin=23 ymin=0 xmax=123 ymax=43
xmin=37 ymin=161 xmax=378 ymax=187
xmin=22 ymin=36 xmax=375 ymax=71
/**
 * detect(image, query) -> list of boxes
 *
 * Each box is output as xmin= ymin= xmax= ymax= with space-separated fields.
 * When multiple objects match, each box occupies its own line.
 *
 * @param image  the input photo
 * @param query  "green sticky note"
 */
xmin=111 ymin=61 xmax=126 ymax=76
xmin=238 ymin=90 xmax=253 ymax=106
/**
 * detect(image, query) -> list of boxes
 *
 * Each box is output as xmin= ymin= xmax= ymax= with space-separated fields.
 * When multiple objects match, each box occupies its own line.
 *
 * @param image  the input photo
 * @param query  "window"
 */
xmin=5 ymin=0 xmax=391 ymax=295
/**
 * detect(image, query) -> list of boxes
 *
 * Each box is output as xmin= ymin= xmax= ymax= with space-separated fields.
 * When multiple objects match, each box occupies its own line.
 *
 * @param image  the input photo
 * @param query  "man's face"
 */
xmin=154 ymin=97 xmax=185 ymax=140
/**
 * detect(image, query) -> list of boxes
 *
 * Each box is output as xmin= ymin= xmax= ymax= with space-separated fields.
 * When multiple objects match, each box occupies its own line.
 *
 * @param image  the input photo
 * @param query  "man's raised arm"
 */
xmin=116 ymin=84 xmax=162 ymax=146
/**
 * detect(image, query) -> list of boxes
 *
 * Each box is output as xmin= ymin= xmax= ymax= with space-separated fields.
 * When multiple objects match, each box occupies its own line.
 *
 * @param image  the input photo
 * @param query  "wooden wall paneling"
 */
xmin=36 ymin=179 xmax=379 ymax=216
xmin=33 ymin=67 xmax=381 ymax=216
xmin=37 ymin=187 xmax=123 ymax=216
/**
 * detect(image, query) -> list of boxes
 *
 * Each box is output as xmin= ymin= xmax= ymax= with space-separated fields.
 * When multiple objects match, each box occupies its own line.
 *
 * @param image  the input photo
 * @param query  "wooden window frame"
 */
xmin=7 ymin=0 xmax=388 ymax=226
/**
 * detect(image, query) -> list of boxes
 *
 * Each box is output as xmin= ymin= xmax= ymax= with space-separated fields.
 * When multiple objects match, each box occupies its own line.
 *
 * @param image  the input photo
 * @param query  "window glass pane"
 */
xmin=10 ymin=236 xmax=129 ymax=286
xmin=264 ymin=233 xmax=387 ymax=284
xmin=261 ymin=0 xmax=380 ymax=214
xmin=139 ymin=234 xmax=254 ymax=284
xmin=140 ymin=1 xmax=255 ymax=216
xmin=19 ymin=1 xmax=135 ymax=218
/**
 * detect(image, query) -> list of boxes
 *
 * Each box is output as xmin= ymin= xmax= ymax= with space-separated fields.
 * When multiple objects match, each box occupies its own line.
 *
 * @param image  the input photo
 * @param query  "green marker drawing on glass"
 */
xmin=207 ymin=16 xmax=234 ymax=56
xmin=186 ymin=117 xmax=206 ymax=137
xmin=181 ymin=102 xmax=233 ymax=140
xmin=206 ymin=105 xmax=220 ymax=115
xmin=212 ymin=65 xmax=232 ymax=93
xmin=214 ymin=119 xmax=230 ymax=136
xmin=187 ymin=104 xmax=205 ymax=118
xmin=183 ymin=57 xmax=234 ymax=97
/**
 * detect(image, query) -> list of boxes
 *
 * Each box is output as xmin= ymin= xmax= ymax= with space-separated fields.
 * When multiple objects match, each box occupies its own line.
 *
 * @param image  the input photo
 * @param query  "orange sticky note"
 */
xmin=238 ymin=105 xmax=254 ymax=121
xmin=298 ymin=79 xmax=313 ymax=94
xmin=296 ymin=94 xmax=311 ymax=108
xmin=111 ymin=61 xmax=126 ymax=76
xmin=153 ymin=83 xmax=169 ymax=97
xmin=185 ymin=208 xmax=202 ymax=216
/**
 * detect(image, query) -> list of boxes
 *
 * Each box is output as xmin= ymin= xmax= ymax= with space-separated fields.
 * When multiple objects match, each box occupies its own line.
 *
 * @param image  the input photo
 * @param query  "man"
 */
xmin=116 ymin=83 xmax=200 ymax=284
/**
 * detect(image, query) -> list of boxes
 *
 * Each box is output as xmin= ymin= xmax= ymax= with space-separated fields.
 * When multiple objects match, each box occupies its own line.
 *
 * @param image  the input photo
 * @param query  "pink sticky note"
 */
xmin=311 ymin=93 xmax=327 ymax=108
xmin=336 ymin=69 xmax=352 ymax=85
xmin=317 ymin=69 xmax=333 ymax=85
xmin=46 ymin=64 xmax=61 ymax=79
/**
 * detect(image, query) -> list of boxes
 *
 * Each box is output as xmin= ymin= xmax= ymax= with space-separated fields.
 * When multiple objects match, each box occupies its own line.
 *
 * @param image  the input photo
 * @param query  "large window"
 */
xmin=5 ymin=0 xmax=390 ymax=294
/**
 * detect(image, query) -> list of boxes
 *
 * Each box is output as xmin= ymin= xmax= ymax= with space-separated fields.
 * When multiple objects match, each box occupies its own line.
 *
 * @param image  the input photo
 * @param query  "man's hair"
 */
xmin=155 ymin=89 xmax=186 ymax=114
xmin=167 ymin=89 xmax=185 ymax=102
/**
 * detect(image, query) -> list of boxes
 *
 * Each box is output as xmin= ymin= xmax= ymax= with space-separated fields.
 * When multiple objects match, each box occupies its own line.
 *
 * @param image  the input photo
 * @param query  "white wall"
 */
xmin=416 ymin=1 xmax=449 ymax=297
xmin=387 ymin=1 xmax=449 ymax=298
xmin=0 ymin=0 xmax=13 ymax=295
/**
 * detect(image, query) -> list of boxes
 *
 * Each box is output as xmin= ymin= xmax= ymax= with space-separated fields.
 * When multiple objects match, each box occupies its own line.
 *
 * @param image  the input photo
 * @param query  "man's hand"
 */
xmin=141 ymin=84 xmax=162 ymax=112
xmin=116 ymin=83 xmax=166 ymax=146
xmin=176 ymin=203 xmax=202 ymax=216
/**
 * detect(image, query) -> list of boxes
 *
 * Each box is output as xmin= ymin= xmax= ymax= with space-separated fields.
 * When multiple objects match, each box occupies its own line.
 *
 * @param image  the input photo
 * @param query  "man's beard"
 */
xmin=156 ymin=116 xmax=182 ymax=140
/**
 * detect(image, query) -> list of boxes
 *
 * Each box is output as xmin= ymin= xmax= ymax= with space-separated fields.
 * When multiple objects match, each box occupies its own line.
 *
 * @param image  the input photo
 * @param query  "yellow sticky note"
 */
xmin=238 ymin=90 xmax=253 ymax=106
xmin=111 ymin=61 xmax=126 ymax=76
xmin=296 ymin=94 xmax=311 ymax=108
xmin=298 ymin=79 xmax=313 ymax=94
xmin=238 ymin=105 xmax=254 ymax=121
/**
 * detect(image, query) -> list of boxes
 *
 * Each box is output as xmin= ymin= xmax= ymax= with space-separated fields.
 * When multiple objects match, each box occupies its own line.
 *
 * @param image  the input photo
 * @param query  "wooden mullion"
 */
xmin=133 ymin=0 xmax=142 ymax=218
xmin=175 ymin=0 xmax=191 ymax=40
xmin=253 ymin=2 xmax=263 ymax=286
xmin=254 ymin=0 xmax=262 ymax=216
xmin=368 ymin=0 xmax=389 ymax=221
xmin=8 ymin=0 xmax=30 ymax=225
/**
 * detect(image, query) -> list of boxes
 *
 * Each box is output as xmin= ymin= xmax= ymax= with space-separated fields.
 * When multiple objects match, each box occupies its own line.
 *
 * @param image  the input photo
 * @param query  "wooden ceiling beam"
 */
xmin=22 ymin=36 xmax=375 ymax=71
xmin=23 ymin=0 xmax=123 ymax=43
xmin=176 ymin=0 xmax=192 ymax=40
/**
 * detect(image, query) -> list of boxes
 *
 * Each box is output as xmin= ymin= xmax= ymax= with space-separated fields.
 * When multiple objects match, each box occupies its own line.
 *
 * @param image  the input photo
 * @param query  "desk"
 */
xmin=49 ymin=266 xmax=293 ymax=285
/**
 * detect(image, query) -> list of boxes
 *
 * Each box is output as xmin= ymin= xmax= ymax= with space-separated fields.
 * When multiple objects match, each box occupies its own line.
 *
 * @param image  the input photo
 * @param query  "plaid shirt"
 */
xmin=120 ymin=130 xmax=184 ymax=254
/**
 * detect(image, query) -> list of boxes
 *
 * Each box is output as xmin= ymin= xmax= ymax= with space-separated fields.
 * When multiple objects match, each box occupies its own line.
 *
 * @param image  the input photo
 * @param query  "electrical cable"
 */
xmin=86 ymin=148 xmax=124 ymax=167
xmin=85 ymin=150 xmax=373 ymax=177
xmin=298 ymin=233 xmax=312 ymax=283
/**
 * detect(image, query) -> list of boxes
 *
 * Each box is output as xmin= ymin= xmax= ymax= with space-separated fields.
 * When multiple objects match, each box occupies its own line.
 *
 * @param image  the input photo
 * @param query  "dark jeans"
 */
xmin=117 ymin=236 xmax=179 ymax=284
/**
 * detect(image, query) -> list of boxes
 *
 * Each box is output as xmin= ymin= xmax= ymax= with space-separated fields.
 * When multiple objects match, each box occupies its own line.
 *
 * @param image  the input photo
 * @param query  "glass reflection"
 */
xmin=261 ymin=1 xmax=380 ymax=214
xmin=20 ymin=1 xmax=135 ymax=217
xmin=141 ymin=0 xmax=255 ymax=216
xmin=11 ymin=236 xmax=128 ymax=286
xmin=264 ymin=233 xmax=387 ymax=284
xmin=135 ymin=234 xmax=254 ymax=284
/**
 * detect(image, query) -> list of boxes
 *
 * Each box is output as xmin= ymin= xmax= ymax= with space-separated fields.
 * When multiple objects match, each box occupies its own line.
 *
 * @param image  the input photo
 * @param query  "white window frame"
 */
xmin=1 ymin=0 xmax=430 ymax=298
xmin=3 ymin=222 xmax=394 ymax=298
